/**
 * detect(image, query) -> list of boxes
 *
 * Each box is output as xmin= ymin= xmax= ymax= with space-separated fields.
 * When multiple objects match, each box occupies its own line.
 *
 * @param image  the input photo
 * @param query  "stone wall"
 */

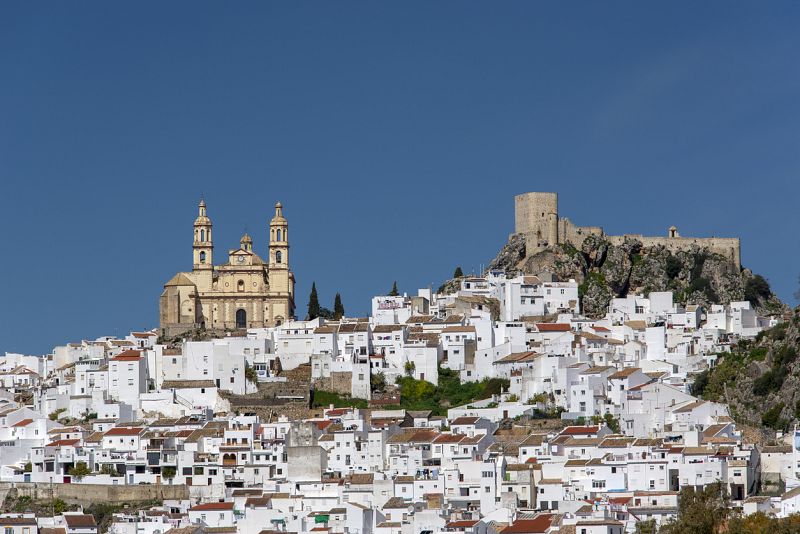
xmin=312 ymin=371 xmax=352 ymax=396
xmin=1 ymin=482 xmax=189 ymax=505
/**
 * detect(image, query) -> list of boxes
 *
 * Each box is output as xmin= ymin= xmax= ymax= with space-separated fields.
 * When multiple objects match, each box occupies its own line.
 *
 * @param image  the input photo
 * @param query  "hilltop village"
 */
xmin=0 ymin=196 xmax=794 ymax=533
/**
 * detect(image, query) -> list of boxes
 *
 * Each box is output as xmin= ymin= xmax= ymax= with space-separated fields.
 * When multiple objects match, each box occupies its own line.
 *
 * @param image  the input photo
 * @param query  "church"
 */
xmin=159 ymin=199 xmax=296 ymax=337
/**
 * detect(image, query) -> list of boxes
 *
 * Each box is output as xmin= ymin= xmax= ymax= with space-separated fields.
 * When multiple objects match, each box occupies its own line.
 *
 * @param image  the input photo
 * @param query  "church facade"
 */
xmin=159 ymin=199 xmax=295 ymax=337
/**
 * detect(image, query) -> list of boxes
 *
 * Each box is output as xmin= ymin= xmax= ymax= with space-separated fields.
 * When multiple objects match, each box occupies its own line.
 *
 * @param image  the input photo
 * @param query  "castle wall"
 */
xmin=558 ymin=218 xmax=603 ymax=247
xmin=514 ymin=191 xmax=741 ymax=269
xmin=605 ymin=235 xmax=741 ymax=268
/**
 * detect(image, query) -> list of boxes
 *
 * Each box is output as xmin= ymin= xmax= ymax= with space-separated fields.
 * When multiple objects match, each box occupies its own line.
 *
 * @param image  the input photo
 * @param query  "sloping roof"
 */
xmin=104 ymin=427 xmax=143 ymax=437
xmin=673 ymin=400 xmax=706 ymax=413
xmin=502 ymin=514 xmax=557 ymax=533
xmin=536 ymin=323 xmax=571 ymax=332
xmin=495 ymin=351 xmax=540 ymax=364
xmin=560 ymin=425 xmax=600 ymax=436
xmin=608 ymin=367 xmax=641 ymax=380
xmin=190 ymin=501 xmax=234 ymax=511
xmin=164 ymin=273 xmax=196 ymax=287
xmin=111 ymin=350 xmax=142 ymax=361
xmin=64 ymin=514 xmax=97 ymax=528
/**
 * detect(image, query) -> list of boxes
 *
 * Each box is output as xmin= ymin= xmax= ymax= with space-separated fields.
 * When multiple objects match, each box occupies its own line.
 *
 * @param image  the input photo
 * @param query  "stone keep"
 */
xmin=514 ymin=191 xmax=741 ymax=268
xmin=159 ymin=199 xmax=296 ymax=337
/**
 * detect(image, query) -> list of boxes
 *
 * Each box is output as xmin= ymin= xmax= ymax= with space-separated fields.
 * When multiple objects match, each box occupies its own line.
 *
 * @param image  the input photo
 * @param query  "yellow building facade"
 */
xmin=159 ymin=199 xmax=295 ymax=337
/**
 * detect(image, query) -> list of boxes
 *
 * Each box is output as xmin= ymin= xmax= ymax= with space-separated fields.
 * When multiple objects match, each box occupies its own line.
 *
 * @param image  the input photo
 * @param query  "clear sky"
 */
xmin=1 ymin=2 xmax=798 ymax=354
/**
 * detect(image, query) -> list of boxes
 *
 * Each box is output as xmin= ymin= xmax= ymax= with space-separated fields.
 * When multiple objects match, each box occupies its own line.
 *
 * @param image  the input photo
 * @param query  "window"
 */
xmin=199 ymin=251 xmax=206 ymax=263
xmin=276 ymin=250 xmax=282 ymax=263
xmin=276 ymin=229 xmax=282 ymax=241
xmin=237 ymin=280 xmax=245 ymax=292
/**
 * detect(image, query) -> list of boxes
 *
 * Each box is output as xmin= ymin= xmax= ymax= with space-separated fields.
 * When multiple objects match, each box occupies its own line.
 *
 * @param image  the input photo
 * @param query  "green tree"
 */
xmin=371 ymin=371 xmax=386 ymax=393
xmin=333 ymin=293 xmax=345 ymax=319
xmin=660 ymin=483 xmax=730 ymax=534
xmin=404 ymin=361 xmax=416 ymax=376
xmin=307 ymin=282 xmax=321 ymax=320
xmin=389 ymin=281 xmax=399 ymax=296
xmin=453 ymin=266 xmax=464 ymax=278
xmin=161 ymin=466 xmax=176 ymax=481
xmin=67 ymin=462 xmax=91 ymax=481
xmin=23 ymin=462 xmax=31 ymax=473
xmin=603 ymin=413 xmax=620 ymax=433
xmin=244 ymin=364 xmax=258 ymax=384
xmin=100 ymin=464 xmax=120 ymax=477
xmin=635 ymin=519 xmax=657 ymax=534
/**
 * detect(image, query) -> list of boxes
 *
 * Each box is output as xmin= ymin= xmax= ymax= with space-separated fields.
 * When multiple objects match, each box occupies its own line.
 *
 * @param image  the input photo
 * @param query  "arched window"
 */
xmin=275 ymin=250 xmax=282 ymax=264
xmin=199 ymin=251 xmax=206 ymax=263
xmin=200 ymin=229 xmax=205 ymax=242
xmin=276 ymin=229 xmax=282 ymax=242
xmin=237 ymin=280 xmax=244 ymax=292
xmin=236 ymin=309 xmax=246 ymax=329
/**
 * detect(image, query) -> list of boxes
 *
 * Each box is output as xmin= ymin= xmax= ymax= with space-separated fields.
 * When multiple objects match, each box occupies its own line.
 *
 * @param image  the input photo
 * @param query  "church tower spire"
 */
xmin=269 ymin=202 xmax=288 ymax=270
xmin=193 ymin=198 xmax=213 ymax=270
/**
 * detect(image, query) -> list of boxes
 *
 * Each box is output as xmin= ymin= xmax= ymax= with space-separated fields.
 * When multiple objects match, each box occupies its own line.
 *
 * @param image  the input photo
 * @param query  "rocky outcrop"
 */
xmin=696 ymin=310 xmax=799 ymax=435
xmin=485 ymin=233 xmax=783 ymax=317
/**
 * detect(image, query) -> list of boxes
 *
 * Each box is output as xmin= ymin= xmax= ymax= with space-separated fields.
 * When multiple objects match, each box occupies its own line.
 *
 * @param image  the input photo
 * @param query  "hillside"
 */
xmin=693 ymin=309 xmax=800 ymax=434
xmin=483 ymin=233 xmax=784 ymax=317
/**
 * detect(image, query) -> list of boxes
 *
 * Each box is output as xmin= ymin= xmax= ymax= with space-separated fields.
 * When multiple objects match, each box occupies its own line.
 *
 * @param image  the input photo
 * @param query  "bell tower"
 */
xmin=268 ymin=202 xmax=290 ymax=292
xmin=193 ymin=198 xmax=213 ymax=271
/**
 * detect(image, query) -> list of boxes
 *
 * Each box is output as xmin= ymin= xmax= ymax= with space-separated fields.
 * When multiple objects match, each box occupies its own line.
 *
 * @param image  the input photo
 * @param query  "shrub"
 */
xmin=67 ymin=462 xmax=91 ymax=481
xmin=752 ymin=367 xmax=787 ymax=396
xmin=761 ymin=403 xmax=785 ymax=430
xmin=690 ymin=370 xmax=710 ymax=396
xmin=311 ymin=390 xmax=368 ymax=409
xmin=665 ymin=255 xmax=682 ymax=279
xmin=745 ymin=274 xmax=771 ymax=304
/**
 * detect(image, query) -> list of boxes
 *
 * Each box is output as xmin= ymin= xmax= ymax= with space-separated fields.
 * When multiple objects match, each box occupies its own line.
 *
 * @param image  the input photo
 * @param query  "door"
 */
xmin=236 ymin=309 xmax=247 ymax=328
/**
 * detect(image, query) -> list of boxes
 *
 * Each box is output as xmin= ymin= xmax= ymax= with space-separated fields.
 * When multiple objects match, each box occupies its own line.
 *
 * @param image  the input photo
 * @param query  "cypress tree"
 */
xmin=389 ymin=281 xmax=399 ymax=296
xmin=453 ymin=266 xmax=464 ymax=278
xmin=333 ymin=293 xmax=344 ymax=319
xmin=307 ymin=282 xmax=321 ymax=320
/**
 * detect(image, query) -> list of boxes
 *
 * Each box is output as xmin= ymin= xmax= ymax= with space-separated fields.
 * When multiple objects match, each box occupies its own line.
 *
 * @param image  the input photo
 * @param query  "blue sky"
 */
xmin=1 ymin=2 xmax=798 ymax=354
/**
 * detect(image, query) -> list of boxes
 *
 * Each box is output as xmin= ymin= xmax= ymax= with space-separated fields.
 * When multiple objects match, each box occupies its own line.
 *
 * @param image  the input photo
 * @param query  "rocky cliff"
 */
xmin=483 ymin=233 xmax=783 ymax=317
xmin=694 ymin=309 xmax=799 ymax=436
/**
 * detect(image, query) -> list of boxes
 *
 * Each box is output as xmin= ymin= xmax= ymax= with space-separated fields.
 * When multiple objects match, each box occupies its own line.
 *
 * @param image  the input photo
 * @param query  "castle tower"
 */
xmin=514 ymin=192 xmax=559 ymax=249
xmin=240 ymin=232 xmax=253 ymax=252
xmin=193 ymin=199 xmax=213 ymax=270
xmin=268 ymin=202 xmax=290 ymax=290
